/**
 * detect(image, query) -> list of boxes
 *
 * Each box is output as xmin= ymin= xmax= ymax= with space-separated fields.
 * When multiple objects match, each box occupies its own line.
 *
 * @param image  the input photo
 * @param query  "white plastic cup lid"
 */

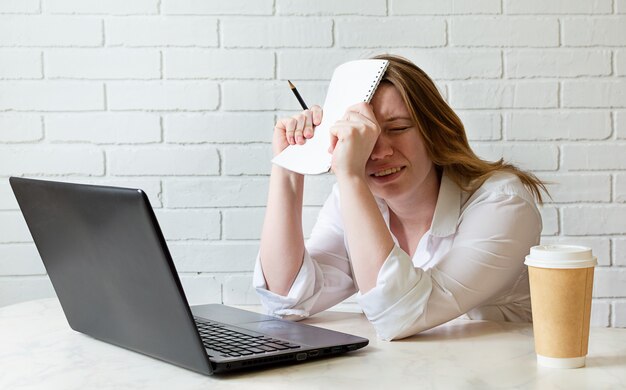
xmin=525 ymin=245 xmax=597 ymax=269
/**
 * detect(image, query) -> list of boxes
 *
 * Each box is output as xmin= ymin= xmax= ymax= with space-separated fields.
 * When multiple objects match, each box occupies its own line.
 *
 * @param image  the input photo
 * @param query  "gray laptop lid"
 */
xmin=10 ymin=177 xmax=213 ymax=375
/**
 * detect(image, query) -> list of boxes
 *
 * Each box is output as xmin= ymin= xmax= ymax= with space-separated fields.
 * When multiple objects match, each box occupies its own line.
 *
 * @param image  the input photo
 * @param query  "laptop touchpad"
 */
xmin=238 ymin=320 xmax=352 ymax=347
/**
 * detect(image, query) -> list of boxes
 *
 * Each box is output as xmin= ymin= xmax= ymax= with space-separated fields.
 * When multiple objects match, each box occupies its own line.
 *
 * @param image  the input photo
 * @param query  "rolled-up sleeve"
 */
xmin=253 ymin=249 xmax=322 ymax=319
xmin=356 ymin=245 xmax=433 ymax=340
xmin=357 ymin=191 xmax=541 ymax=340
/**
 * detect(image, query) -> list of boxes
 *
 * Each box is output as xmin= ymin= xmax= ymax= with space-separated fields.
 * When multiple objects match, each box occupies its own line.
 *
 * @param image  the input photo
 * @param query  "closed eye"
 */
xmin=389 ymin=127 xmax=409 ymax=132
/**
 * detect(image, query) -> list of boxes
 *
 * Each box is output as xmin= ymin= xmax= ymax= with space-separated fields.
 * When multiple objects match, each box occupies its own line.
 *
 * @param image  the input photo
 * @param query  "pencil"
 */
xmin=287 ymin=80 xmax=308 ymax=110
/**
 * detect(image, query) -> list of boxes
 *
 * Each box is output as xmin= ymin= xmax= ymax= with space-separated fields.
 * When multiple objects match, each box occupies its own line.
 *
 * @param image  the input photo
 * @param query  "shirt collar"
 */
xmin=430 ymin=171 xmax=461 ymax=237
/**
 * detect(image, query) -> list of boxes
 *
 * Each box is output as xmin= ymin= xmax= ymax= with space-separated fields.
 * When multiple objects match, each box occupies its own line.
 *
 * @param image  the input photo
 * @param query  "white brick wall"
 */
xmin=46 ymin=49 xmax=161 ymax=79
xmin=44 ymin=0 xmax=159 ymax=15
xmin=0 ymin=82 xmax=104 ymax=110
xmin=106 ymin=17 xmax=218 ymax=47
xmin=0 ymin=50 xmax=42 ymax=78
xmin=0 ymin=16 xmax=102 ymax=46
xmin=451 ymin=17 xmax=559 ymax=47
xmin=1 ymin=0 xmax=624 ymax=328
xmin=46 ymin=113 xmax=161 ymax=144
xmin=337 ymin=18 xmax=446 ymax=48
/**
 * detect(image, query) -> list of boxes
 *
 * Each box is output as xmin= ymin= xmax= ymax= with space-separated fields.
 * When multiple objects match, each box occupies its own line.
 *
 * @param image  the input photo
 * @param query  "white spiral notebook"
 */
xmin=272 ymin=59 xmax=389 ymax=175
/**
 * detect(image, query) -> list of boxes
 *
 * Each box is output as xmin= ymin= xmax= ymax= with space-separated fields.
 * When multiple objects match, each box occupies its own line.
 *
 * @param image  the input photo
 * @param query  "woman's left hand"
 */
xmin=328 ymin=102 xmax=381 ymax=179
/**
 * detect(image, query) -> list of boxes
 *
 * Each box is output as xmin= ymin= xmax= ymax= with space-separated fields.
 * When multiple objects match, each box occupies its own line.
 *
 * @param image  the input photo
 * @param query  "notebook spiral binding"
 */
xmin=363 ymin=61 xmax=390 ymax=103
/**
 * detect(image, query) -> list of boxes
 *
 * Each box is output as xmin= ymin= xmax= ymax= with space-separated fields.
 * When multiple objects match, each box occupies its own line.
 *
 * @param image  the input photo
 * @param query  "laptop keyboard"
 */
xmin=194 ymin=317 xmax=302 ymax=358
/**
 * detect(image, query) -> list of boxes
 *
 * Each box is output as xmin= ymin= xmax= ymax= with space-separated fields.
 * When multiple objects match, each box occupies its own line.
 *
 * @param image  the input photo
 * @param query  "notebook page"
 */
xmin=272 ymin=59 xmax=389 ymax=175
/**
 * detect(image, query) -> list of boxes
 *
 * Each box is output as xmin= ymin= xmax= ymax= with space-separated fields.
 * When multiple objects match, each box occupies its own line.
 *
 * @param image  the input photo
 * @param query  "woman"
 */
xmin=253 ymin=55 xmax=547 ymax=341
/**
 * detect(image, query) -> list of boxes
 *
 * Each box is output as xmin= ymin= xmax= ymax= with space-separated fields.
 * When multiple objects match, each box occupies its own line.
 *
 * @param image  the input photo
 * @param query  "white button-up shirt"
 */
xmin=253 ymin=171 xmax=542 ymax=340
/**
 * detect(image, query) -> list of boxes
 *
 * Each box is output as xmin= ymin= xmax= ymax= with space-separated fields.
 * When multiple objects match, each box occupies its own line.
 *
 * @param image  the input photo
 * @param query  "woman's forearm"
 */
xmin=259 ymin=164 xmax=306 ymax=296
xmin=337 ymin=175 xmax=395 ymax=293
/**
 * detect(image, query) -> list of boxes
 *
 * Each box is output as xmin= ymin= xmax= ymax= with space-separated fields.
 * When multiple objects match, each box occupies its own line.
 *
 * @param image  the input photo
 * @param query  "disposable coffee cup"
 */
xmin=525 ymin=245 xmax=597 ymax=369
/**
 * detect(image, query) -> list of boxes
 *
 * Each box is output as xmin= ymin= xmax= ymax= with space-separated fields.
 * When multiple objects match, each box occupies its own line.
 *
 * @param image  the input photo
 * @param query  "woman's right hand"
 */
xmin=272 ymin=105 xmax=323 ymax=156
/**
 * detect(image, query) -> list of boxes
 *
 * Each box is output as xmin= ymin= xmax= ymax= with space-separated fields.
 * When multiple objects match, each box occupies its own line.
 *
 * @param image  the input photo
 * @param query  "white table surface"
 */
xmin=1 ymin=298 xmax=625 ymax=389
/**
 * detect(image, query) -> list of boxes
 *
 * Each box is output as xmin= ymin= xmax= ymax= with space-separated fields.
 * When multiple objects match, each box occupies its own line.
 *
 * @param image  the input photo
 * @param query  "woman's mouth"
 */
xmin=372 ymin=167 xmax=403 ymax=177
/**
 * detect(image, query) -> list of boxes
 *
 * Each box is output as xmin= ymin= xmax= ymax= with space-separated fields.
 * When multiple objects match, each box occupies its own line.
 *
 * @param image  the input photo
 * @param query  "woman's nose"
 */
xmin=370 ymin=133 xmax=393 ymax=160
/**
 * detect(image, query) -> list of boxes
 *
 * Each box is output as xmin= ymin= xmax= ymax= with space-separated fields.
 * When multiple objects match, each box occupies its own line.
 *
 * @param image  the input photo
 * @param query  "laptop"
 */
xmin=9 ymin=177 xmax=368 ymax=375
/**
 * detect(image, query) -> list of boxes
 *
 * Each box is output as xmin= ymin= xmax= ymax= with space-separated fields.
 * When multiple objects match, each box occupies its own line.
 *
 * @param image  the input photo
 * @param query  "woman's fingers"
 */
xmin=311 ymin=105 xmax=323 ymax=126
xmin=283 ymin=116 xmax=297 ymax=145
xmin=303 ymin=109 xmax=314 ymax=139
xmin=328 ymin=123 xmax=340 ymax=154
xmin=346 ymin=102 xmax=376 ymax=120
xmin=327 ymin=121 xmax=348 ymax=153
xmin=327 ymin=113 xmax=381 ymax=155
xmin=328 ymin=137 xmax=338 ymax=154
xmin=300 ymin=108 xmax=320 ymax=141
xmin=343 ymin=104 xmax=379 ymax=130
xmin=291 ymin=108 xmax=319 ymax=145
xmin=276 ymin=106 xmax=322 ymax=147
xmin=294 ymin=113 xmax=306 ymax=144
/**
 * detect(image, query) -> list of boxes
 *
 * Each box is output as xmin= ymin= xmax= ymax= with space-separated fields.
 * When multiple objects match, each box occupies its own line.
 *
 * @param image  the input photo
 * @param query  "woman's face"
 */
xmin=365 ymin=83 xmax=438 ymax=202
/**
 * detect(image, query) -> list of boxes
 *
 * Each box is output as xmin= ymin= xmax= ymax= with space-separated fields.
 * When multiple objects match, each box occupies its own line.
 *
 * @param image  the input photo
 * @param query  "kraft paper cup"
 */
xmin=525 ymin=245 xmax=597 ymax=369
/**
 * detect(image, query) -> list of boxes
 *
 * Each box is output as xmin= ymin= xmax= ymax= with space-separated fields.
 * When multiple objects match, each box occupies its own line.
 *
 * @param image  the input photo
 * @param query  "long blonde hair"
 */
xmin=373 ymin=54 xmax=548 ymax=203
